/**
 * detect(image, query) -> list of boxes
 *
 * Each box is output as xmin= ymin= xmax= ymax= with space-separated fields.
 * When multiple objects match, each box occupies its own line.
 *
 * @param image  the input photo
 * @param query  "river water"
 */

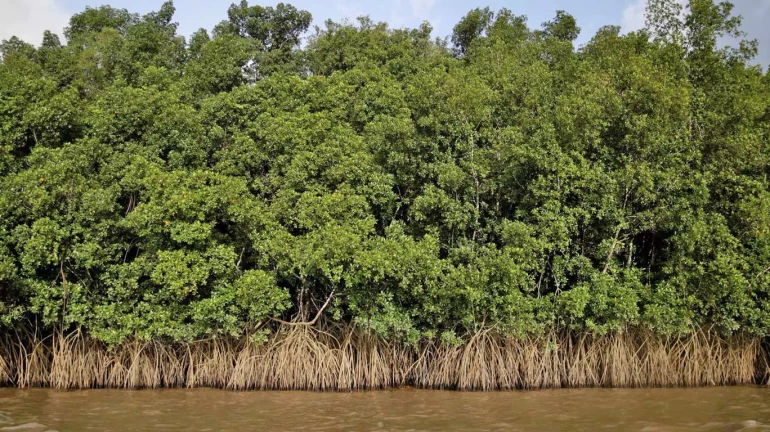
xmin=1 ymin=387 xmax=770 ymax=431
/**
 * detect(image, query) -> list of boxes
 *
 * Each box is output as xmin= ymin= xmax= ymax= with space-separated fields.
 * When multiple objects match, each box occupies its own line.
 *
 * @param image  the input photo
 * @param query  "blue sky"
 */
xmin=2 ymin=0 xmax=769 ymax=67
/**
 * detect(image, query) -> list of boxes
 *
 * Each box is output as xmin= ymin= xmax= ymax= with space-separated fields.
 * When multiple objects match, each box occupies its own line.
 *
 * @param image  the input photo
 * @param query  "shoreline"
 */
xmin=1 ymin=327 xmax=765 ymax=391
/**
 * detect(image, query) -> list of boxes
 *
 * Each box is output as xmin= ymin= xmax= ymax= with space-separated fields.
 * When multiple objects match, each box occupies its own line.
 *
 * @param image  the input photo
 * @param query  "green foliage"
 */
xmin=1 ymin=0 xmax=769 ymax=344
xmin=542 ymin=11 xmax=580 ymax=41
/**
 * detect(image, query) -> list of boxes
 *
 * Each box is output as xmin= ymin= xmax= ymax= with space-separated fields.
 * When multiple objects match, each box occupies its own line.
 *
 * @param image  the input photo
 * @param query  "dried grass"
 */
xmin=0 ymin=326 xmax=765 ymax=390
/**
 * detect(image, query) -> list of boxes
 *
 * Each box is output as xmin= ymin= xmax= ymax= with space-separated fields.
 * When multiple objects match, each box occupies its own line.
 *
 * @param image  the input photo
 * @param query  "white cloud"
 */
xmin=408 ymin=0 xmax=436 ymax=19
xmin=620 ymin=0 xmax=648 ymax=33
xmin=0 ymin=0 xmax=69 ymax=45
xmin=335 ymin=0 xmax=365 ymax=21
xmin=621 ymin=0 xmax=689 ymax=34
xmin=332 ymin=0 xmax=438 ymax=30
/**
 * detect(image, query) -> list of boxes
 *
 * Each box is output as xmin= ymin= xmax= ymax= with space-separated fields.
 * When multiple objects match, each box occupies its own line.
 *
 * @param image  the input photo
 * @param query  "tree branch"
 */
xmin=603 ymin=188 xmax=631 ymax=274
xmin=271 ymin=290 xmax=335 ymax=327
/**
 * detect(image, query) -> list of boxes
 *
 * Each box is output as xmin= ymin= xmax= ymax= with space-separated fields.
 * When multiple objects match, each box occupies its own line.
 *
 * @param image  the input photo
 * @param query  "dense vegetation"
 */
xmin=1 ymin=0 xmax=769 ymax=347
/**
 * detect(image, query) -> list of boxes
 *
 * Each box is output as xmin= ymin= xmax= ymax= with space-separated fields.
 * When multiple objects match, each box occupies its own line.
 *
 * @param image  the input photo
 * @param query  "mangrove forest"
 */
xmin=1 ymin=0 xmax=770 ymax=390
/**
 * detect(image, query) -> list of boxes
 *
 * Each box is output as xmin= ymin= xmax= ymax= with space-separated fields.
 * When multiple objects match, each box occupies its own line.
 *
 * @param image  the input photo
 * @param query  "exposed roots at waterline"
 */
xmin=0 ymin=327 xmax=765 ymax=390
xmin=413 ymin=329 xmax=760 ymax=390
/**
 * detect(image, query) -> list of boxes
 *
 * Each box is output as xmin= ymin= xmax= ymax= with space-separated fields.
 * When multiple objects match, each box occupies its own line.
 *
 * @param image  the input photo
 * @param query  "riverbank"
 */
xmin=0 ymin=327 xmax=765 ymax=391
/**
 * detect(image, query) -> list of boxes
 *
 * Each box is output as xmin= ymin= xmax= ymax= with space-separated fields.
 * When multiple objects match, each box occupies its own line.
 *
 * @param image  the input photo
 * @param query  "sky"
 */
xmin=1 ymin=0 xmax=769 ymax=68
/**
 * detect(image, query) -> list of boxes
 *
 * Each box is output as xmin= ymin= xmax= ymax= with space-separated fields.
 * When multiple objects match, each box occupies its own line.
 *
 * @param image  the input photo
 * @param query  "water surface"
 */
xmin=1 ymin=386 xmax=770 ymax=431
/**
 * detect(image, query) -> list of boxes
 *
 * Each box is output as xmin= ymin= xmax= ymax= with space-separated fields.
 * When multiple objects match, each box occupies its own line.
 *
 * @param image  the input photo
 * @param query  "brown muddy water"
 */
xmin=1 ymin=387 xmax=770 ymax=431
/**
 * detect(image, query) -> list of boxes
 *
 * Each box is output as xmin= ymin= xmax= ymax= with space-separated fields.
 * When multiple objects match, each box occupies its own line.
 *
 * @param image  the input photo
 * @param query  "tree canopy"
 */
xmin=1 ymin=0 xmax=769 ymax=345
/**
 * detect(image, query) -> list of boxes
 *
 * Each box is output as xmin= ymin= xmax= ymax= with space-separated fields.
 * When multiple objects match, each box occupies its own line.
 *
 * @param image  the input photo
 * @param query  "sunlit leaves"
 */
xmin=0 ymin=0 xmax=768 ymax=343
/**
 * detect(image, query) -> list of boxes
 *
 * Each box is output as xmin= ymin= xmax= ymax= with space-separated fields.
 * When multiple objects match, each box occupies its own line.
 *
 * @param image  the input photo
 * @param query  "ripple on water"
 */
xmin=0 ymin=423 xmax=49 ymax=431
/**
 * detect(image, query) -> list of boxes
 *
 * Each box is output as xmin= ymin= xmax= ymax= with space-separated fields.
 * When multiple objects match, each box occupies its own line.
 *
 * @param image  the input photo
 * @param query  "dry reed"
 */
xmin=0 ymin=326 xmax=765 ymax=390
